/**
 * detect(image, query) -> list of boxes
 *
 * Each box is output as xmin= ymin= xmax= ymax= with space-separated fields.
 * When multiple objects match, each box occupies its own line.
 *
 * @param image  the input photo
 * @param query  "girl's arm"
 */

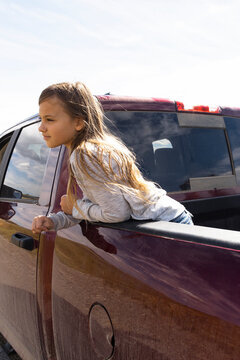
xmin=72 ymin=185 xmax=131 ymax=223
xmin=48 ymin=211 xmax=81 ymax=231
xmin=50 ymin=184 xmax=131 ymax=228
xmin=32 ymin=212 xmax=80 ymax=233
xmin=46 ymin=186 xmax=131 ymax=230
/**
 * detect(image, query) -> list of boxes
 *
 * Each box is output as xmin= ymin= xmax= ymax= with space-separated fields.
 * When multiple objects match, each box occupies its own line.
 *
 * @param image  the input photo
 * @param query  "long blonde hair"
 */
xmin=39 ymin=82 xmax=155 ymax=216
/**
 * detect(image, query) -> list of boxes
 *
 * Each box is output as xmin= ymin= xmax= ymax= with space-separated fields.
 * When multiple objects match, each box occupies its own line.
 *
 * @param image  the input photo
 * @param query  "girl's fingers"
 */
xmin=60 ymin=194 xmax=73 ymax=214
xmin=32 ymin=216 xmax=53 ymax=234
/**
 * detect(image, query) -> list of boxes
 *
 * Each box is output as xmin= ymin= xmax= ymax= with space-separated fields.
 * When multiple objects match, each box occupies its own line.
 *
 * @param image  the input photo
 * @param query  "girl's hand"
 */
xmin=32 ymin=216 xmax=54 ymax=234
xmin=60 ymin=194 xmax=74 ymax=214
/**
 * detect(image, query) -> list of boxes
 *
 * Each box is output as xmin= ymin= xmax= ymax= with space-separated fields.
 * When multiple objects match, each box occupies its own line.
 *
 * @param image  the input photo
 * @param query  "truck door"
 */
xmin=0 ymin=121 xmax=59 ymax=360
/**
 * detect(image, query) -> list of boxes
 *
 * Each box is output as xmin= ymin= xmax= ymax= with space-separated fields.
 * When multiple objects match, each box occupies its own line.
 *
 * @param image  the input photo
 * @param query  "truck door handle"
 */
xmin=11 ymin=233 xmax=35 ymax=250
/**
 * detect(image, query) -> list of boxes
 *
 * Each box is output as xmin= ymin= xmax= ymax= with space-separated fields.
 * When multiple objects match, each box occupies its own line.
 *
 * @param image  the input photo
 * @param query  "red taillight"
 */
xmin=193 ymin=105 xmax=209 ymax=112
xmin=176 ymin=101 xmax=184 ymax=110
xmin=176 ymin=101 xmax=220 ymax=113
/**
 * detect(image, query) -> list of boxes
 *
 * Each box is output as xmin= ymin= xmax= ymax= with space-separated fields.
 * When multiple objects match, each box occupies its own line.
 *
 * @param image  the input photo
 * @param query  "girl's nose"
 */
xmin=38 ymin=122 xmax=46 ymax=133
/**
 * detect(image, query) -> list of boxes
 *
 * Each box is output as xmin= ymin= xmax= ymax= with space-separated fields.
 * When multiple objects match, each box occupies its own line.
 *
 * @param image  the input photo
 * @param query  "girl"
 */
xmin=32 ymin=82 xmax=193 ymax=234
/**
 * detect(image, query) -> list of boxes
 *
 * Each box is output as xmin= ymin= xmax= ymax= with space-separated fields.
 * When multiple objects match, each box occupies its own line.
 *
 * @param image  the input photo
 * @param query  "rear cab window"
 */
xmin=106 ymin=111 xmax=235 ymax=194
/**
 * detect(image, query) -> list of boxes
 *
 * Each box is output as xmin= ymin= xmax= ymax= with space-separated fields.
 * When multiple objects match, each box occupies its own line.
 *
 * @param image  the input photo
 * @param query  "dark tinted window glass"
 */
xmin=106 ymin=111 xmax=232 ymax=192
xmin=0 ymin=123 xmax=50 ymax=201
xmin=225 ymin=117 xmax=240 ymax=184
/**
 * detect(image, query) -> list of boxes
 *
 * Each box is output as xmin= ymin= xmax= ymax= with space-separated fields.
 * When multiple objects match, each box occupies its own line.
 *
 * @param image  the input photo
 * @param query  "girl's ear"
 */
xmin=74 ymin=118 xmax=84 ymax=131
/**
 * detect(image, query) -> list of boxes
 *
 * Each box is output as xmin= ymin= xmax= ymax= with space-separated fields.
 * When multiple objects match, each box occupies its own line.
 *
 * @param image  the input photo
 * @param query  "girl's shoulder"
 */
xmin=70 ymin=140 xmax=123 ymax=180
xmin=70 ymin=142 xmax=98 ymax=163
xmin=70 ymin=142 xmax=114 ymax=171
xmin=71 ymin=140 xmax=123 ymax=163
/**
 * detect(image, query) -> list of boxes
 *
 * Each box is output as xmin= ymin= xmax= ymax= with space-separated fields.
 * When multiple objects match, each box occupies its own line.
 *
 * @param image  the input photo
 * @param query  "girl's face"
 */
xmin=38 ymin=96 xmax=83 ymax=149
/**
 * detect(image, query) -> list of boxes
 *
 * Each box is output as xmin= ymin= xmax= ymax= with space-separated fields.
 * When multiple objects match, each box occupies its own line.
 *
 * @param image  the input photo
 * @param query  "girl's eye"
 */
xmin=46 ymin=118 xmax=54 ymax=122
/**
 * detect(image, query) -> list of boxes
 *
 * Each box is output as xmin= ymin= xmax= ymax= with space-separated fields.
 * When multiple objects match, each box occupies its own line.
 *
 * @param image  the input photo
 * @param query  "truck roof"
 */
xmin=97 ymin=95 xmax=240 ymax=117
xmin=1 ymin=95 xmax=240 ymax=137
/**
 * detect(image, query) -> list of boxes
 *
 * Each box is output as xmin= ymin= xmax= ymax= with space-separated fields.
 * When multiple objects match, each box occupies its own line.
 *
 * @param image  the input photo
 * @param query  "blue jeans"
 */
xmin=170 ymin=210 xmax=193 ymax=225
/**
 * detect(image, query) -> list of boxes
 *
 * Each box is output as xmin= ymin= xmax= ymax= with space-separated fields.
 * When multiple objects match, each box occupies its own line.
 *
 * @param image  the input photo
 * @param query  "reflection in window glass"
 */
xmin=106 ymin=111 xmax=232 ymax=192
xmin=1 ymin=123 xmax=50 ymax=200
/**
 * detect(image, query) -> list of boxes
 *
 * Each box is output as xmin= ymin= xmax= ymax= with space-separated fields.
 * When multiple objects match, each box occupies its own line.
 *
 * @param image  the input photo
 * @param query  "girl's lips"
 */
xmin=43 ymin=135 xmax=51 ymax=140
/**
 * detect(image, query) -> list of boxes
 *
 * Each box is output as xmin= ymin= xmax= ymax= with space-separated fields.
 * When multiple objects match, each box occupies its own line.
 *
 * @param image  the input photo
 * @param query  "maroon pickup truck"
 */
xmin=0 ymin=96 xmax=240 ymax=360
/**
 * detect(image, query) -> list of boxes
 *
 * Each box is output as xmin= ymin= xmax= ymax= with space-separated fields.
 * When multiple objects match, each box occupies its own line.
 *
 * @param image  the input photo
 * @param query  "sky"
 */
xmin=0 ymin=0 xmax=240 ymax=134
